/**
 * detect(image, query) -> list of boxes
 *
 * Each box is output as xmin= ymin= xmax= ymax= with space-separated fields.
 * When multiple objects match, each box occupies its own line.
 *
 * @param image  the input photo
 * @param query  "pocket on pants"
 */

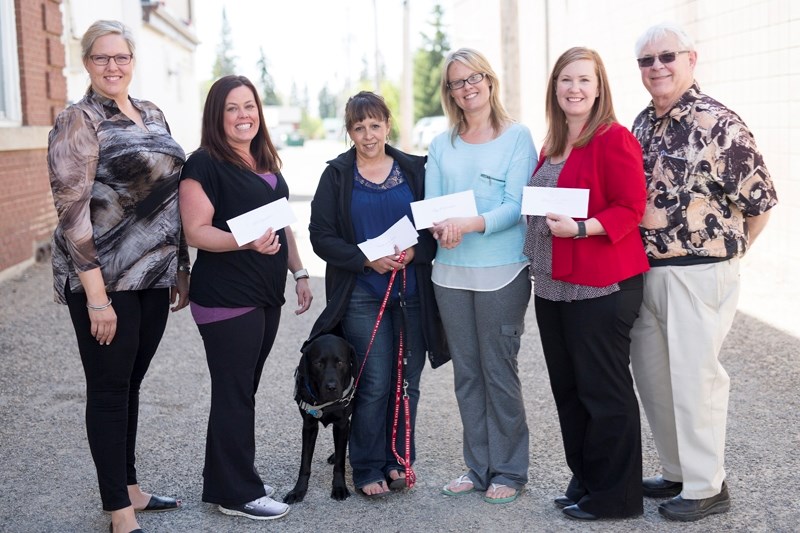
xmin=498 ymin=324 xmax=524 ymax=358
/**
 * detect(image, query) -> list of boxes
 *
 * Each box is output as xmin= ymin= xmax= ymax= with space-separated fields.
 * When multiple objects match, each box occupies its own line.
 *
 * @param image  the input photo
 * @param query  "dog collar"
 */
xmin=296 ymin=377 xmax=355 ymax=419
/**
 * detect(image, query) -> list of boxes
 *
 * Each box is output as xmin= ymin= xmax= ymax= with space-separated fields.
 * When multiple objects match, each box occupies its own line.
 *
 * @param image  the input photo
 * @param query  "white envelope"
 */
xmin=357 ymin=215 xmax=419 ymax=262
xmin=522 ymin=187 xmax=589 ymax=218
xmin=410 ymin=190 xmax=478 ymax=230
xmin=227 ymin=197 xmax=298 ymax=246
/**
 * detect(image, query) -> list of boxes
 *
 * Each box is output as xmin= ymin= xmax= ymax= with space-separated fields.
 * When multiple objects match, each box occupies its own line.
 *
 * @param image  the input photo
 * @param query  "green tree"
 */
xmin=413 ymin=4 xmax=449 ymax=121
xmin=211 ymin=8 xmax=236 ymax=78
xmin=257 ymin=47 xmax=280 ymax=105
xmin=318 ymin=85 xmax=337 ymax=119
xmin=355 ymin=79 xmax=401 ymax=141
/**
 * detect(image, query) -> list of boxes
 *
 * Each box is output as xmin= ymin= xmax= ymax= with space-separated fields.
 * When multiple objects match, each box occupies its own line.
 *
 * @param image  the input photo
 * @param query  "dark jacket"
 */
xmin=307 ymin=144 xmax=449 ymax=368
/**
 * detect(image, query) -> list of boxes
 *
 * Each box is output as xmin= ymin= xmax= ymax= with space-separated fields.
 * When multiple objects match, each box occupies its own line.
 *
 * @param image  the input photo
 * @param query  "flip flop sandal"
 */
xmin=358 ymin=481 xmax=390 ymax=498
xmin=483 ymin=483 xmax=519 ymax=504
xmin=442 ymin=474 xmax=475 ymax=496
xmin=388 ymin=475 xmax=407 ymax=490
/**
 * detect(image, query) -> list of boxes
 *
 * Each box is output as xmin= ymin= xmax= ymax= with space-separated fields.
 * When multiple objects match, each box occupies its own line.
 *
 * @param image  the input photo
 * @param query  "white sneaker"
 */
xmin=264 ymin=484 xmax=275 ymax=498
xmin=218 ymin=496 xmax=289 ymax=520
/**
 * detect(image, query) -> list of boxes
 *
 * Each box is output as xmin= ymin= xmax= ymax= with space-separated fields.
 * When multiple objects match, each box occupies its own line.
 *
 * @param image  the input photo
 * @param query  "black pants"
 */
xmin=197 ymin=306 xmax=281 ymax=506
xmin=534 ymin=275 xmax=644 ymax=518
xmin=65 ymin=284 xmax=170 ymax=511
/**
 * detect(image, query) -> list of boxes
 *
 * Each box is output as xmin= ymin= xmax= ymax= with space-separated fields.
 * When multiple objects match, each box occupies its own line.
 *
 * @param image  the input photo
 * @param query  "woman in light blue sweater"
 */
xmin=428 ymin=48 xmax=537 ymax=504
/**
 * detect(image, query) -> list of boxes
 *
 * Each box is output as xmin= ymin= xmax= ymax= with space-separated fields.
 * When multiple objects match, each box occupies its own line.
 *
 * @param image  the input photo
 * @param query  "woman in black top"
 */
xmin=179 ymin=75 xmax=312 ymax=521
xmin=308 ymin=92 xmax=447 ymax=496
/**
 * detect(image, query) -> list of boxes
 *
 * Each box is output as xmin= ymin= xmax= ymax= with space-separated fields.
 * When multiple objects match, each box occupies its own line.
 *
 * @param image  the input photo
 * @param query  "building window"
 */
xmin=0 ymin=0 xmax=21 ymax=125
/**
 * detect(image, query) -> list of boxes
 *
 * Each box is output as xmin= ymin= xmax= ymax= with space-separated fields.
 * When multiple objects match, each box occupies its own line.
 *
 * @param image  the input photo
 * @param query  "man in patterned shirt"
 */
xmin=629 ymin=22 xmax=778 ymax=522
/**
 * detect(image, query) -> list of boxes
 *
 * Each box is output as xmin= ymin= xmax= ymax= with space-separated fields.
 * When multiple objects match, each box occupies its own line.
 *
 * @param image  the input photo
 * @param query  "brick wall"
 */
xmin=0 ymin=0 xmax=63 ymax=277
xmin=17 ymin=0 xmax=65 ymax=125
xmin=0 ymin=148 xmax=55 ymax=264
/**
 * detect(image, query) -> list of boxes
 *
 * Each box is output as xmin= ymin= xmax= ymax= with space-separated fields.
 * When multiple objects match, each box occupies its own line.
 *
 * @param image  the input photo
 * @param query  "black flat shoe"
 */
xmin=658 ymin=482 xmax=730 ymax=522
xmin=554 ymin=495 xmax=574 ymax=508
xmin=643 ymin=475 xmax=683 ymax=498
xmin=139 ymin=494 xmax=181 ymax=512
xmin=563 ymin=504 xmax=597 ymax=521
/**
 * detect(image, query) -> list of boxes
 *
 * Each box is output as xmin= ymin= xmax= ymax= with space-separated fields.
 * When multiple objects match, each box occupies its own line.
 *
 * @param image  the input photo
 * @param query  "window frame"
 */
xmin=0 ymin=0 xmax=22 ymax=126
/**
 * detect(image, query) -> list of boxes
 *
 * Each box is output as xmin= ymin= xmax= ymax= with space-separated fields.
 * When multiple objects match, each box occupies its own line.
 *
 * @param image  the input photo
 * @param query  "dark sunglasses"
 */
xmin=636 ymin=50 xmax=689 ymax=68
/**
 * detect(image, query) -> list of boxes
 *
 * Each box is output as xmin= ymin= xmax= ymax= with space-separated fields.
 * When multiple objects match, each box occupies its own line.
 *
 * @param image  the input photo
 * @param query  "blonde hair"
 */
xmin=439 ymin=48 xmax=512 ymax=143
xmin=80 ymin=20 xmax=135 ymax=62
xmin=542 ymin=47 xmax=617 ymax=158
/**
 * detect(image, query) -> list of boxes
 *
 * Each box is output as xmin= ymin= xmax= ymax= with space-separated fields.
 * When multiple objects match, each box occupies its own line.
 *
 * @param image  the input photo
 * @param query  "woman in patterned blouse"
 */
xmin=47 ymin=20 xmax=188 ymax=533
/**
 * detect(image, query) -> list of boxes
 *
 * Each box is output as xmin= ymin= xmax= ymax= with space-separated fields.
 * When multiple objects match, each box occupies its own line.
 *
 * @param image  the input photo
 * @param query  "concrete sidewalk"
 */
xmin=0 ymin=262 xmax=798 ymax=532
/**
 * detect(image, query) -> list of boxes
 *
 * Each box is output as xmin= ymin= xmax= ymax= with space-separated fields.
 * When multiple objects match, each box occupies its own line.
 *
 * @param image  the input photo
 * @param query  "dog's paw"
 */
xmin=284 ymin=489 xmax=307 ymax=504
xmin=331 ymin=485 xmax=350 ymax=501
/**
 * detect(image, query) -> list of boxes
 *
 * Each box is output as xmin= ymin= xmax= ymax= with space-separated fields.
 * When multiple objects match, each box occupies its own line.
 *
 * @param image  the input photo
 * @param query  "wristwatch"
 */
xmin=573 ymin=221 xmax=588 ymax=239
xmin=293 ymin=268 xmax=309 ymax=281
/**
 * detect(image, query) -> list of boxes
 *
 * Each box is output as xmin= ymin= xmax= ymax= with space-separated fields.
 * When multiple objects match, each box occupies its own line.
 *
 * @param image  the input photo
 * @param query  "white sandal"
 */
xmin=442 ymin=474 xmax=475 ymax=496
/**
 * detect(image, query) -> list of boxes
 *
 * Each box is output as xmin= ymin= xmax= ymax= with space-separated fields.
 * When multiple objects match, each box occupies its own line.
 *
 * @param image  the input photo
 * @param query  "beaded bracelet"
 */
xmin=86 ymin=298 xmax=113 ymax=311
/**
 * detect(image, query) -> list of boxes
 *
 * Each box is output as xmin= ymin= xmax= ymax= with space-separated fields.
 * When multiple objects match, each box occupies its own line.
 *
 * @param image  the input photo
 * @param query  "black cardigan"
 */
xmin=306 ymin=144 xmax=449 ymax=367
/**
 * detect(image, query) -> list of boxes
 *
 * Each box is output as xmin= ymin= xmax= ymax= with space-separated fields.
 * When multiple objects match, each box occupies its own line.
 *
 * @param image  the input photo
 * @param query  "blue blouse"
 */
xmin=351 ymin=160 xmax=418 ymax=300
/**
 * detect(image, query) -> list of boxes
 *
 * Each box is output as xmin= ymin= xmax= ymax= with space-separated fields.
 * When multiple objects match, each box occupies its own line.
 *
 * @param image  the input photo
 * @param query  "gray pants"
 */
xmin=434 ymin=270 xmax=531 ymax=490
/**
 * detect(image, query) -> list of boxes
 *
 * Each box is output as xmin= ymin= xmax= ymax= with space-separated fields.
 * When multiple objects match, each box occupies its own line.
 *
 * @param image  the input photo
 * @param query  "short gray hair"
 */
xmin=635 ymin=22 xmax=694 ymax=57
xmin=80 ymin=20 xmax=136 ymax=61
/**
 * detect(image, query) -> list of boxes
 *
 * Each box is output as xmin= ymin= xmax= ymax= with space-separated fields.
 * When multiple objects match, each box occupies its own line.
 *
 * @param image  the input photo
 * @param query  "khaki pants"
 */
xmin=630 ymin=259 xmax=740 ymax=499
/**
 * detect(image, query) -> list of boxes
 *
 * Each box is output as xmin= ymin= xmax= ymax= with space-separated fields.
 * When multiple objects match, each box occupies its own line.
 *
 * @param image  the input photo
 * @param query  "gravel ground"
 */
xmin=0 ymin=262 xmax=798 ymax=533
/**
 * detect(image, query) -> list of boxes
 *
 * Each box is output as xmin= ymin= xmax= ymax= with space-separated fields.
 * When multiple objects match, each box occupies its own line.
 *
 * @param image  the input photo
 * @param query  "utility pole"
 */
xmin=499 ymin=0 xmax=520 ymax=120
xmin=373 ymin=0 xmax=381 ymax=92
xmin=401 ymin=0 xmax=413 ymax=151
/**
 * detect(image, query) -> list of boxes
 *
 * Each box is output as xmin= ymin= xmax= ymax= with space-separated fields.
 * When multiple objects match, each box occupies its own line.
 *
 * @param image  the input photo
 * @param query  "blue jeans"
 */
xmin=341 ymin=284 xmax=425 ymax=489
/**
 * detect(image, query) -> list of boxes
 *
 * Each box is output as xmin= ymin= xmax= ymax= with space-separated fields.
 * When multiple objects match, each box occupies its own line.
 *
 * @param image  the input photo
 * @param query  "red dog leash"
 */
xmin=352 ymin=251 xmax=416 ymax=488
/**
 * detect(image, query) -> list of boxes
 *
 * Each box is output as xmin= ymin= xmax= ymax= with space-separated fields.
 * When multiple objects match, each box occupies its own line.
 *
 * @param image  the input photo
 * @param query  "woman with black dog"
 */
xmin=179 ymin=75 xmax=312 ymax=520
xmin=308 ymin=91 xmax=447 ymax=497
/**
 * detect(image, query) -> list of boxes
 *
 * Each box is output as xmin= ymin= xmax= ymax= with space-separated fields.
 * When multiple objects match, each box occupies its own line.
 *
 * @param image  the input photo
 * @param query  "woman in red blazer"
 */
xmin=523 ymin=47 xmax=648 ymax=521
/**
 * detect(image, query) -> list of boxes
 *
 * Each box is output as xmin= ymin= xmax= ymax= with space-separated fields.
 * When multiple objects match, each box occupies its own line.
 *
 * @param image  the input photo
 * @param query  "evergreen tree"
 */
xmin=413 ymin=4 xmax=449 ymax=121
xmin=211 ymin=8 xmax=236 ymax=78
xmin=318 ymin=85 xmax=337 ymax=119
xmin=257 ymin=47 xmax=280 ymax=105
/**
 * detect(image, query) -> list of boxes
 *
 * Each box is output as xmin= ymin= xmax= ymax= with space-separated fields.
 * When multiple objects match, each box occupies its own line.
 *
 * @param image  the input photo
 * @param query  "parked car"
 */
xmin=412 ymin=115 xmax=448 ymax=150
xmin=285 ymin=130 xmax=305 ymax=147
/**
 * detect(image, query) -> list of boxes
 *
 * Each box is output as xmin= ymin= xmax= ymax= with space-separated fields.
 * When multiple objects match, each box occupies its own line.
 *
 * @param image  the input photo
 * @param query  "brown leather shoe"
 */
xmin=658 ymin=482 xmax=730 ymax=521
xmin=643 ymin=475 xmax=683 ymax=498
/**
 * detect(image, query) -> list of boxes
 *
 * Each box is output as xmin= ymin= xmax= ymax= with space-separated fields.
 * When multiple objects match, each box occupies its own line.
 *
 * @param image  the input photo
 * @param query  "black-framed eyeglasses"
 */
xmin=636 ymin=50 xmax=689 ymax=68
xmin=89 ymin=54 xmax=133 ymax=66
xmin=447 ymin=72 xmax=485 ymax=90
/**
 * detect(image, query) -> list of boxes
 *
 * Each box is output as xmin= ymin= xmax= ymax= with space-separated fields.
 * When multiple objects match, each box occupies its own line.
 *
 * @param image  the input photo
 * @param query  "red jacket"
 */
xmin=534 ymin=122 xmax=649 ymax=287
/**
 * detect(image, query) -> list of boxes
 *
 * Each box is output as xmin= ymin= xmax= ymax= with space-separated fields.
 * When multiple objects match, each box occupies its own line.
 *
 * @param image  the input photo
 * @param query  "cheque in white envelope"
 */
xmin=227 ymin=197 xmax=298 ymax=246
xmin=357 ymin=215 xmax=419 ymax=262
xmin=522 ymin=186 xmax=589 ymax=219
xmin=409 ymin=190 xmax=478 ymax=230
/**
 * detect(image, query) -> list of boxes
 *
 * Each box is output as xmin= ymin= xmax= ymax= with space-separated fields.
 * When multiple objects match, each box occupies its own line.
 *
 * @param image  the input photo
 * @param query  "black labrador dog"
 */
xmin=284 ymin=334 xmax=357 ymax=504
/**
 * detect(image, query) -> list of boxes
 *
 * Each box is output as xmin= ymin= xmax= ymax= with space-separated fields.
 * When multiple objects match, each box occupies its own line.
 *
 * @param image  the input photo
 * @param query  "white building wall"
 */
xmin=450 ymin=0 xmax=798 ymax=336
xmin=61 ymin=0 xmax=200 ymax=152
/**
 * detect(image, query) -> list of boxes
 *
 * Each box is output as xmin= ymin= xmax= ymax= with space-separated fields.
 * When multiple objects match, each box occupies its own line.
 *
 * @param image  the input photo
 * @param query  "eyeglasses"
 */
xmin=89 ymin=54 xmax=133 ymax=66
xmin=447 ymin=72 xmax=485 ymax=90
xmin=636 ymin=50 xmax=689 ymax=68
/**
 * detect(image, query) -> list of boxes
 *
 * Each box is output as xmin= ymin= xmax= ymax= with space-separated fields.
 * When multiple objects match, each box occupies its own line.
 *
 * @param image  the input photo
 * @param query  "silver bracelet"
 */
xmin=293 ymin=268 xmax=309 ymax=281
xmin=86 ymin=298 xmax=113 ymax=311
